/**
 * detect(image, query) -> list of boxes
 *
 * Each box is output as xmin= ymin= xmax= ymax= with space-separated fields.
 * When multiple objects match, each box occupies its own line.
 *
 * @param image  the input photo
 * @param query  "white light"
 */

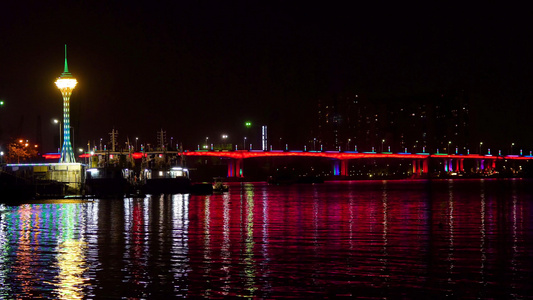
xmin=55 ymin=77 xmax=77 ymax=89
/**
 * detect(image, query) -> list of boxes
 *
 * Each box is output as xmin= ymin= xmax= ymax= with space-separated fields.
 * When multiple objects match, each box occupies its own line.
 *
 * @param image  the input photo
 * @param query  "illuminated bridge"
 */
xmin=181 ymin=150 xmax=533 ymax=178
xmin=45 ymin=149 xmax=533 ymax=178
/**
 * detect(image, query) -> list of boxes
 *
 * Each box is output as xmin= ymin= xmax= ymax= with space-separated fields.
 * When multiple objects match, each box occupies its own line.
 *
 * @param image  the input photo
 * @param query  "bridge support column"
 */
xmin=455 ymin=159 xmax=464 ymax=172
xmin=227 ymin=158 xmax=244 ymax=178
xmin=484 ymin=159 xmax=495 ymax=172
xmin=340 ymin=159 xmax=349 ymax=177
xmin=412 ymin=159 xmax=419 ymax=176
xmin=449 ymin=159 xmax=453 ymax=173
xmin=478 ymin=159 xmax=485 ymax=172
xmin=333 ymin=160 xmax=340 ymax=176
xmin=227 ymin=159 xmax=234 ymax=177
xmin=444 ymin=159 xmax=449 ymax=172
xmin=422 ymin=159 xmax=428 ymax=175
xmin=236 ymin=158 xmax=243 ymax=178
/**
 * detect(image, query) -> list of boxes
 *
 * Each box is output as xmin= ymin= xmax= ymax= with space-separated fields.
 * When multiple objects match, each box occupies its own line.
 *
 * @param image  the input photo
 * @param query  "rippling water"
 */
xmin=1 ymin=179 xmax=533 ymax=299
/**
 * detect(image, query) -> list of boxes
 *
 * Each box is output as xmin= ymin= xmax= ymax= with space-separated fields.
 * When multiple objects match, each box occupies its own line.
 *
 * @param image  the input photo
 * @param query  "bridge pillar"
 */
xmin=333 ymin=160 xmax=340 ymax=176
xmin=455 ymin=159 xmax=464 ymax=172
xmin=444 ymin=159 xmax=449 ymax=172
xmin=412 ymin=159 xmax=428 ymax=176
xmin=227 ymin=159 xmax=234 ymax=177
xmin=484 ymin=159 xmax=495 ymax=172
xmin=236 ymin=158 xmax=243 ymax=178
xmin=340 ymin=159 xmax=349 ymax=177
xmin=449 ymin=159 xmax=453 ymax=173
xmin=227 ymin=158 xmax=244 ymax=178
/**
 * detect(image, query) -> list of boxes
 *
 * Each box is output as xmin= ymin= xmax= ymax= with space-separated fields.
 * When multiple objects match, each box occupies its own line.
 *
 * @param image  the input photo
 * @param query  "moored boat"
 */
xmin=85 ymin=167 xmax=134 ymax=197
xmin=141 ymin=166 xmax=191 ymax=194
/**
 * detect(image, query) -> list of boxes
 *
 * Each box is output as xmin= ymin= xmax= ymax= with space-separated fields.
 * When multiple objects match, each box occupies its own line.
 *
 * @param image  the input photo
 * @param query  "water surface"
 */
xmin=1 ymin=179 xmax=532 ymax=298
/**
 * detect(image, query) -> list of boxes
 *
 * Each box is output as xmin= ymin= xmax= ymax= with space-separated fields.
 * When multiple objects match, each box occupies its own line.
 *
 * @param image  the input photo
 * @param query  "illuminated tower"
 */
xmin=55 ymin=45 xmax=78 ymax=163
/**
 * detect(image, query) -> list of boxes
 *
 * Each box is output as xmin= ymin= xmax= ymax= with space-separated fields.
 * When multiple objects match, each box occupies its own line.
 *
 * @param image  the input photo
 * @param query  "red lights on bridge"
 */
xmin=41 ymin=150 xmax=532 ymax=161
xmin=181 ymin=151 xmax=532 ymax=161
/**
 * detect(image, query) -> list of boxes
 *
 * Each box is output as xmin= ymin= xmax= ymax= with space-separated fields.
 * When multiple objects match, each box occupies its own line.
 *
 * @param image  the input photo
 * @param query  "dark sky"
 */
xmin=1 ymin=3 xmax=532 ymax=152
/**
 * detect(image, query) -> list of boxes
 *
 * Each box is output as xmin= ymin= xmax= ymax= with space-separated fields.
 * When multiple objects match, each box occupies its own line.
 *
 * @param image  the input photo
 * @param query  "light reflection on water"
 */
xmin=0 ymin=179 xmax=533 ymax=298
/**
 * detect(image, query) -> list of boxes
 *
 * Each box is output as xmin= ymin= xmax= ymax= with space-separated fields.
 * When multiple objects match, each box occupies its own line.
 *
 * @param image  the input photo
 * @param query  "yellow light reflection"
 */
xmin=55 ymin=239 xmax=87 ymax=300
xmin=14 ymin=204 xmax=34 ymax=295
xmin=243 ymin=184 xmax=257 ymax=295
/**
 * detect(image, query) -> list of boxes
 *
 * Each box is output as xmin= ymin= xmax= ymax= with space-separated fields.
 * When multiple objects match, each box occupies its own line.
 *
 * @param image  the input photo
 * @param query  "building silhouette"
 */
xmin=315 ymin=90 xmax=470 ymax=153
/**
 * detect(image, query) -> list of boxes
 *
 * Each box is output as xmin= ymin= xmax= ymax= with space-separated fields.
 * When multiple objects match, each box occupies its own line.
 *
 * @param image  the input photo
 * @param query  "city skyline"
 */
xmin=1 ymin=3 xmax=532 ymax=153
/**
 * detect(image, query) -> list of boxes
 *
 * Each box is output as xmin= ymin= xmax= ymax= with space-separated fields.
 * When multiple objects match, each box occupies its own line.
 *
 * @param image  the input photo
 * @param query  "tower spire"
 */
xmin=63 ymin=44 xmax=70 ymax=75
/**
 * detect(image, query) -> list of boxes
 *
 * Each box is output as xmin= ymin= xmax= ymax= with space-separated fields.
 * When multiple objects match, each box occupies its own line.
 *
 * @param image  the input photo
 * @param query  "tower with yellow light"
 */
xmin=55 ymin=45 xmax=78 ymax=163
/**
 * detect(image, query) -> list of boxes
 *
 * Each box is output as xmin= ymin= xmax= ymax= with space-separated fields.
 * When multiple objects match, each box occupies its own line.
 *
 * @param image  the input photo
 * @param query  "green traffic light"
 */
xmin=245 ymin=121 xmax=252 ymax=128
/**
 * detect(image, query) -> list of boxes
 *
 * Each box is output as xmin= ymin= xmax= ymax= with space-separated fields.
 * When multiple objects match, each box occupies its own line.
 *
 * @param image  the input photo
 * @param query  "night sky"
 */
xmin=1 ymin=3 xmax=532 ymax=152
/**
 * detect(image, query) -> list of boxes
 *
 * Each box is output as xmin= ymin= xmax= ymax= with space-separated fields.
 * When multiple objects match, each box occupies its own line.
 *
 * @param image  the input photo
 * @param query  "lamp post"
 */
xmin=381 ymin=139 xmax=385 ymax=152
xmin=205 ymin=137 xmax=209 ymax=150
xmin=243 ymin=137 xmax=247 ymax=150
xmin=135 ymin=137 xmax=138 ymax=151
xmin=511 ymin=142 xmax=515 ymax=155
xmin=479 ymin=142 xmax=483 ymax=154
xmin=53 ymin=119 xmax=62 ymax=153
xmin=222 ymin=134 xmax=228 ymax=150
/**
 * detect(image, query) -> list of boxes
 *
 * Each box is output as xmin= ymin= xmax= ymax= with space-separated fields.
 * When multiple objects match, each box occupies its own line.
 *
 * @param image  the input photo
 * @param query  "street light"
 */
xmin=53 ymin=119 xmax=62 ymax=153
xmin=135 ymin=137 xmax=138 ymax=151
xmin=479 ymin=142 xmax=483 ymax=154
xmin=243 ymin=137 xmax=247 ymax=150
xmin=381 ymin=139 xmax=385 ymax=152
xmin=222 ymin=134 xmax=228 ymax=150
xmin=205 ymin=137 xmax=209 ymax=149
xmin=511 ymin=142 xmax=515 ymax=155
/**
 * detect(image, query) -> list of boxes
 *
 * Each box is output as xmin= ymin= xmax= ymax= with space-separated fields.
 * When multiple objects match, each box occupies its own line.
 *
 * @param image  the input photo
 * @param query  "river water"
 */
xmin=1 ymin=179 xmax=532 ymax=299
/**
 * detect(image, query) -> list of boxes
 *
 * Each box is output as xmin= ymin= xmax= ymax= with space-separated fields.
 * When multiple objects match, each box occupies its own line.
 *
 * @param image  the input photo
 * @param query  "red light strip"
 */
xmin=182 ymin=151 xmax=529 ymax=160
xmin=43 ymin=151 xmax=532 ymax=160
